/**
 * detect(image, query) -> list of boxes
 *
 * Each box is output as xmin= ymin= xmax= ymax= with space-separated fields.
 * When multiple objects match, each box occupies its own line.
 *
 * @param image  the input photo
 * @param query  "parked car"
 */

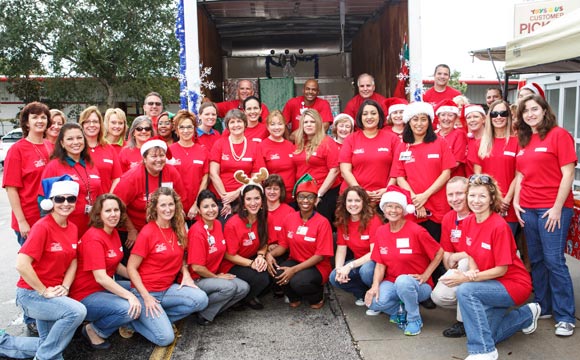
xmin=0 ymin=128 xmax=23 ymax=166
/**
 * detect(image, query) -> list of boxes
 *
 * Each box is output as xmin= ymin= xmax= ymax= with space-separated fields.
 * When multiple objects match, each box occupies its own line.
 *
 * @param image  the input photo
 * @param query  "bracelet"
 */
xmin=257 ymin=253 xmax=265 ymax=257
xmin=62 ymin=285 xmax=70 ymax=292
xmin=249 ymin=259 xmax=254 ymax=267
xmin=39 ymin=288 xmax=47 ymax=297
xmin=348 ymin=262 xmax=355 ymax=270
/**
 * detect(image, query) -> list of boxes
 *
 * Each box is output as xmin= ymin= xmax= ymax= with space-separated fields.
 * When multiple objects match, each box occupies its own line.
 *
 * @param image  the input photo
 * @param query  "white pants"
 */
xmin=430 ymin=258 xmax=469 ymax=322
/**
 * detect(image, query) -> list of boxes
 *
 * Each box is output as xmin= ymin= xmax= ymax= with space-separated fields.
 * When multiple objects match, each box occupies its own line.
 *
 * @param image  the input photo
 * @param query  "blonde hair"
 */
xmin=103 ymin=108 xmax=127 ymax=144
xmin=293 ymin=109 xmax=326 ymax=162
xmin=478 ymin=100 xmax=513 ymax=159
xmin=266 ymin=110 xmax=289 ymax=140
xmin=78 ymin=106 xmax=107 ymax=146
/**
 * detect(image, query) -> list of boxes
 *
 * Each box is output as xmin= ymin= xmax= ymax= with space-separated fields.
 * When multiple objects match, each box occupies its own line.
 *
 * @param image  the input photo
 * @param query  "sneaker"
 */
xmin=419 ymin=298 xmax=436 ymax=309
xmin=403 ymin=319 xmax=423 ymax=336
xmin=539 ymin=314 xmax=552 ymax=319
xmin=366 ymin=309 xmax=381 ymax=316
xmin=464 ymin=349 xmax=498 ymax=360
xmin=443 ymin=322 xmax=466 ymax=338
xmin=26 ymin=322 xmax=38 ymax=336
xmin=355 ymin=298 xmax=365 ymax=306
xmin=555 ymin=322 xmax=575 ymax=336
xmin=522 ymin=303 xmax=541 ymax=335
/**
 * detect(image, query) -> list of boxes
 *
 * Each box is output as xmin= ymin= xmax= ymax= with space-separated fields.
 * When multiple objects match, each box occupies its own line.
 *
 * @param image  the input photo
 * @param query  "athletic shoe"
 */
xmin=355 ymin=298 xmax=365 ymax=306
xmin=522 ymin=302 xmax=541 ymax=335
xmin=366 ymin=309 xmax=381 ymax=316
xmin=443 ymin=322 xmax=466 ymax=338
xmin=464 ymin=349 xmax=498 ymax=360
xmin=539 ymin=314 xmax=552 ymax=319
xmin=403 ymin=319 xmax=423 ymax=336
xmin=555 ymin=322 xmax=575 ymax=336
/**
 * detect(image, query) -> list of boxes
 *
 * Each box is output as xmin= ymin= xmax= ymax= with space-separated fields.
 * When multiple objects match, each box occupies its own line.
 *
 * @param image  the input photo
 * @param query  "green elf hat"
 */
xmin=292 ymin=173 xmax=318 ymax=198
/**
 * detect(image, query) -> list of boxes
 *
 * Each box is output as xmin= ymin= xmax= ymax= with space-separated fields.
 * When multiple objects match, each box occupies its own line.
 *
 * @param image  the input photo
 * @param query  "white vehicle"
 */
xmin=0 ymin=128 xmax=23 ymax=166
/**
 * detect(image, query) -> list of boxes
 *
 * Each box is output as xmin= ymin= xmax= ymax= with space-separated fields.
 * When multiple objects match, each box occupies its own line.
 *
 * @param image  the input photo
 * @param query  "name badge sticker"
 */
xmin=396 ymin=238 xmax=410 ymax=248
xmin=481 ymin=242 xmax=491 ymax=250
xmin=297 ymin=226 xmax=308 ymax=235
xmin=399 ymin=151 xmax=412 ymax=161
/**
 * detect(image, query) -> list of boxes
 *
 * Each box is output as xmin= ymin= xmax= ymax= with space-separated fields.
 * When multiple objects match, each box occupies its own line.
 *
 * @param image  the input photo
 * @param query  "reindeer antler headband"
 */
xmin=234 ymin=167 xmax=269 ymax=193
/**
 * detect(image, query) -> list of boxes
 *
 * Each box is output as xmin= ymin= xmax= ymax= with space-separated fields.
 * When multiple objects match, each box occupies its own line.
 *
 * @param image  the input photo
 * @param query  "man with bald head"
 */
xmin=283 ymin=79 xmax=333 ymax=132
xmin=343 ymin=73 xmax=388 ymax=119
xmin=216 ymin=79 xmax=269 ymax=119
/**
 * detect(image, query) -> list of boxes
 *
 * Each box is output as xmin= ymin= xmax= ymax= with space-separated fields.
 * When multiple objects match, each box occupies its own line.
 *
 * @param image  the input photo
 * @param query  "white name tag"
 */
xmin=399 ymin=151 xmax=411 ymax=161
xmin=274 ymin=226 xmax=282 ymax=231
xmin=304 ymin=236 xmax=316 ymax=242
xmin=534 ymin=147 xmax=547 ymax=152
xmin=89 ymin=174 xmax=100 ymax=179
xmin=161 ymin=182 xmax=174 ymax=189
xmin=193 ymin=160 xmax=204 ymax=165
xmin=241 ymin=157 xmax=252 ymax=161
xmin=252 ymin=138 xmax=262 ymax=143
xmin=481 ymin=242 xmax=491 ymax=250
xmin=396 ymin=238 xmax=410 ymax=248
xmin=103 ymin=158 xmax=113 ymax=164
xmin=503 ymin=151 xmax=515 ymax=157
xmin=427 ymin=154 xmax=440 ymax=159
xmin=361 ymin=235 xmax=370 ymax=240
xmin=400 ymin=249 xmax=412 ymax=254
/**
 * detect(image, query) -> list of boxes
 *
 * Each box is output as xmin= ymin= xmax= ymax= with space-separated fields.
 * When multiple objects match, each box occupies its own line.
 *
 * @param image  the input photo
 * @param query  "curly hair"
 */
xmin=146 ymin=187 xmax=187 ymax=248
xmin=515 ymin=94 xmax=557 ymax=147
xmin=88 ymin=193 xmax=127 ymax=229
xmin=334 ymin=186 xmax=375 ymax=234
xmin=20 ymin=102 xmax=50 ymax=138
xmin=467 ymin=174 xmax=503 ymax=214
xmin=237 ymin=184 xmax=269 ymax=248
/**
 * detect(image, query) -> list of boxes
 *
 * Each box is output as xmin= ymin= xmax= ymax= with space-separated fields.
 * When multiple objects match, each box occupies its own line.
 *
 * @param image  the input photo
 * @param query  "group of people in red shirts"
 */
xmin=1 ymin=70 xmax=576 ymax=360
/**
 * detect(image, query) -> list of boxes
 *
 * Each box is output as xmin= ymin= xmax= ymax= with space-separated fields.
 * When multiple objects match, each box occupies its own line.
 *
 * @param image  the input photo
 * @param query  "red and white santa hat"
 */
xmin=463 ymin=104 xmax=486 ymax=118
xmin=519 ymin=82 xmax=545 ymax=99
xmin=402 ymin=101 xmax=434 ymax=124
xmin=384 ymin=97 xmax=408 ymax=116
xmin=140 ymin=136 xmax=173 ymax=159
xmin=435 ymin=99 xmax=460 ymax=116
xmin=379 ymin=185 xmax=415 ymax=215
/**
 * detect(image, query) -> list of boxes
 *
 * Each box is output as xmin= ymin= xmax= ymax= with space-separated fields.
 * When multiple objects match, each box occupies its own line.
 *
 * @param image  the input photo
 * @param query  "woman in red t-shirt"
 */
xmin=127 ymin=187 xmax=208 ymax=346
xmin=103 ymin=108 xmax=127 ymax=153
xmin=187 ymin=190 xmax=249 ymax=324
xmin=47 ymin=109 xmax=66 ymax=145
xmin=196 ymin=102 xmax=221 ymax=150
xmin=118 ymin=116 xmax=154 ymax=173
xmin=70 ymin=194 xmax=141 ymax=349
xmin=441 ymin=174 xmax=537 ymax=359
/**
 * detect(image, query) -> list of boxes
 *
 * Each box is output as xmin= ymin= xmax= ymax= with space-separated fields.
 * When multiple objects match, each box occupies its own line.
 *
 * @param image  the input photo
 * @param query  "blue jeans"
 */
xmin=196 ymin=277 xmax=249 ymax=321
xmin=14 ymin=231 xmax=34 ymax=327
xmin=329 ymin=260 xmax=375 ymax=299
xmin=131 ymin=284 xmax=208 ymax=346
xmin=16 ymin=287 xmax=86 ymax=360
xmin=368 ymin=275 xmax=431 ymax=322
xmin=457 ymin=281 xmax=533 ymax=355
xmin=81 ymin=291 xmax=134 ymax=338
xmin=522 ymin=207 xmax=576 ymax=323
xmin=0 ymin=331 xmax=39 ymax=359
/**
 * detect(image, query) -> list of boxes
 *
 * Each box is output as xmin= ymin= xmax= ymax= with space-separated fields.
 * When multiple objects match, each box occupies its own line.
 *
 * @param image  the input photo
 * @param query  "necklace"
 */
xmin=229 ymin=136 xmax=247 ymax=161
xmin=27 ymin=138 xmax=49 ymax=165
xmin=178 ymin=142 xmax=194 ymax=156
xmin=156 ymin=221 xmax=175 ymax=250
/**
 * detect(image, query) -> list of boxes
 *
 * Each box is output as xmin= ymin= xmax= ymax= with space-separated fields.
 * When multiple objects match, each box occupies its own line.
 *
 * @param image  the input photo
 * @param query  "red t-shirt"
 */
xmin=168 ymin=142 xmax=209 ymax=212
xmin=283 ymin=96 xmax=333 ymax=132
xmin=17 ymin=215 xmax=78 ymax=290
xmin=391 ymin=138 xmax=456 ymax=223
xmin=438 ymin=128 xmax=467 ymax=178
xmin=89 ymin=144 xmax=122 ymax=192
xmin=464 ymin=136 xmax=478 ymax=177
xmin=463 ymin=213 xmax=532 ymax=305
xmin=222 ymin=123 xmax=269 ymax=143
xmin=113 ymin=164 xmax=186 ymax=231
xmin=261 ymin=138 xmax=296 ymax=203
xmin=187 ymin=220 xmax=227 ymax=280
xmin=423 ymin=86 xmax=462 ymax=107
xmin=336 ymin=215 xmax=382 ymax=259
xmin=470 ymin=136 xmax=519 ymax=222
xmin=39 ymin=159 xmax=103 ymax=237
xmin=338 ymin=130 xmax=400 ymax=192
xmin=440 ymin=210 xmax=468 ymax=253
xmin=2 ymin=139 xmax=52 ymax=231
xmin=219 ymin=215 xmax=262 ymax=273
xmin=209 ymin=137 xmax=265 ymax=197
xmin=279 ymin=212 xmax=334 ymax=283
xmin=383 ymin=126 xmax=404 ymax=142
xmin=516 ymin=127 xmax=577 ymax=209
xmin=130 ymin=222 xmax=184 ymax=292
xmin=196 ymin=130 xmax=221 ymax=151
xmin=118 ymin=146 xmax=143 ymax=173
xmin=293 ymin=136 xmax=339 ymax=188
xmin=371 ymin=221 xmax=441 ymax=288
xmin=217 ymin=100 xmax=269 ymax=120
xmin=70 ymin=227 xmax=123 ymax=301
xmin=344 ymin=93 xmax=388 ymax=121
xmin=109 ymin=141 xmax=125 ymax=155
xmin=267 ymin=204 xmax=296 ymax=245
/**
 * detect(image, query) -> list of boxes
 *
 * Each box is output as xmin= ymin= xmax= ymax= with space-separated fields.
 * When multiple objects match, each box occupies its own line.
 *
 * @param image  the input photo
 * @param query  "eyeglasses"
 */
xmin=296 ymin=194 xmax=317 ymax=201
xmin=135 ymin=126 xmax=152 ymax=132
xmin=469 ymin=174 xmax=492 ymax=184
xmin=84 ymin=120 xmax=100 ymax=125
xmin=178 ymin=125 xmax=195 ymax=131
xmin=146 ymin=102 xmax=162 ymax=106
xmin=53 ymin=195 xmax=77 ymax=204
xmin=490 ymin=110 xmax=509 ymax=118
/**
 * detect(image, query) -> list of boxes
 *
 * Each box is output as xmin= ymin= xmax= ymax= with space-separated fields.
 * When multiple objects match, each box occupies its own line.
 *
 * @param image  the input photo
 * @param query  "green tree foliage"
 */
xmin=0 ymin=0 xmax=179 ymax=108
xmin=449 ymin=70 xmax=468 ymax=94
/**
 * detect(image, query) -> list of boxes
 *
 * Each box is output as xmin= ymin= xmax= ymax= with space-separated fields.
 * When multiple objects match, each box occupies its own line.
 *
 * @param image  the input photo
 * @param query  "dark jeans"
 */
xmin=277 ymin=260 xmax=324 ymax=304
xmin=229 ymin=264 xmax=271 ymax=299
xmin=419 ymin=220 xmax=445 ymax=285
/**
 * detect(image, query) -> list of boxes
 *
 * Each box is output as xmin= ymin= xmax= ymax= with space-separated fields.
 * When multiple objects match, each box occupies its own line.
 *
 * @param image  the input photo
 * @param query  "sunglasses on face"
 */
xmin=146 ymin=102 xmax=162 ymax=106
xmin=490 ymin=110 xmax=509 ymax=118
xmin=135 ymin=126 xmax=152 ymax=132
xmin=53 ymin=195 xmax=78 ymax=204
xmin=469 ymin=174 xmax=492 ymax=184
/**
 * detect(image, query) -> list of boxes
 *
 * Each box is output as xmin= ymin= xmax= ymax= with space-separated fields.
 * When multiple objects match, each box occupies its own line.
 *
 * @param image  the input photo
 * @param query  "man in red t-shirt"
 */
xmin=283 ymin=79 xmax=333 ymax=133
xmin=423 ymin=64 xmax=461 ymax=106
xmin=343 ymin=73 xmax=388 ymax=120
xmin=216 ymin=79 xmax=269 ymax=119
xmin=143 ymin=92 xmax=164 ymax=132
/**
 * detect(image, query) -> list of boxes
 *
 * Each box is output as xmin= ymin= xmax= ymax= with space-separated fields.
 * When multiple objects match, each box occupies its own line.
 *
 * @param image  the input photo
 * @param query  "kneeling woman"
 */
xmin=70 ymin=194 xmax=142 ymax=349
xmin=16 ymin=180 xmax=87 ymax=360
xmin=267 ymin=176 xmax=334 ymax=309
xmin=187 ymin=190 xmax=250 ymax=324
xmin=127 ymin=188 xmax=208 ymax=346
xmin=441 ymin=175 xmax=538 ymax=360
xmin=365 ymin=186 xmax=443 ymax=336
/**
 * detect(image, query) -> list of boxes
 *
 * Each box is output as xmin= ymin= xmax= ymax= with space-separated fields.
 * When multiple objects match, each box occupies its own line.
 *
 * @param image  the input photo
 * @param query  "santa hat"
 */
xmin=292 ymin=173 xmax=319 ymax=198
xmin=435 ymin=99 xmax=460 ymax=116
xmin=402 ymin=102 xmax=434 ymax=124
xmin=463 ymin=104 xmax=486 ymax=118
xmin=384 ymin=97 xmax=408 ymax=116
xmin=379 ymin=185 xmax=415 ymax=215
xmin=520 ymin=82 xmax=545 ymax=99
xmin=40 ymin=175 xmax=80 ymax=211
xmin=333 ymin=113 xmax=354 ymax=127
xmin=140 ymin=136 xmax=172 ymax=159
